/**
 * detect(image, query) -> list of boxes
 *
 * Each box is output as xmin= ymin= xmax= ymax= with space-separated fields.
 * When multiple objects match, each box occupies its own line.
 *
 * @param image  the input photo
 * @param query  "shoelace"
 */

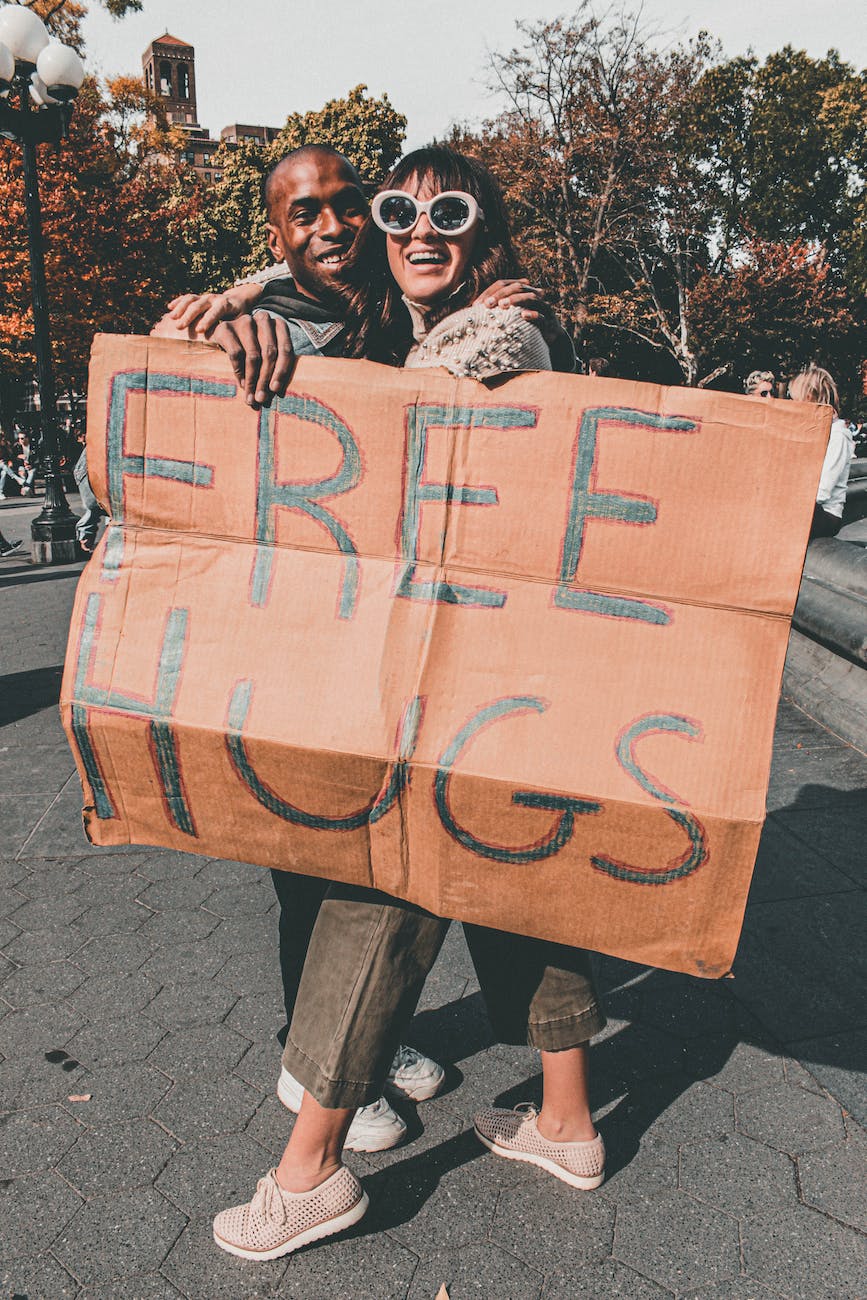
xmin=513 ymin=1102 xmax=540 ymax=1120
xmin=250 ymin=1170 xmax=288 ymax=1225
xmin=390 ymin=1044 xmax=424 ymax=1071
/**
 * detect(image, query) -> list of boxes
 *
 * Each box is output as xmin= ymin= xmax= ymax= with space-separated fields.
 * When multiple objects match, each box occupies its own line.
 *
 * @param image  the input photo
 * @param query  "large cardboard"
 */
xmin=61 ymin=335 xmax=830 ymax=976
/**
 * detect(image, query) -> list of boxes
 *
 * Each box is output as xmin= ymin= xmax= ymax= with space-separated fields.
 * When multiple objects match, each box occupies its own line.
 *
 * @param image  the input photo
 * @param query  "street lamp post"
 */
xmin=0 ymin=4 xmax=85 ymax=564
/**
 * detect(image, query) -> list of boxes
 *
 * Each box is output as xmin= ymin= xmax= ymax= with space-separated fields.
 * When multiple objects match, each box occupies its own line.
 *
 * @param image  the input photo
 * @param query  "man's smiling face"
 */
xmin=265 ymin=151 xmax=368 ymax=304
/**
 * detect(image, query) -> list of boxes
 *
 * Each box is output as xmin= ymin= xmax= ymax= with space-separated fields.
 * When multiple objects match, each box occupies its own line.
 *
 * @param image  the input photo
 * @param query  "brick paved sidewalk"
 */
xmin=1 ymin=498 xmax=865 ymax=1299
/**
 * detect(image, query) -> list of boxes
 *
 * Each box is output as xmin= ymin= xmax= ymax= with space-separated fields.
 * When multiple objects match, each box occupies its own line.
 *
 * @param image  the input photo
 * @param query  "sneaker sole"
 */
xmin=384 ymin=1065 xmax=446 ymax=1102
xmin=474 ymin=1126 xmax=604 ymax=1190
xmin=213 ymin=1190 xmax=369 ymax=1261
xmin=277 ymin=1077 xmax=406 ymax=1153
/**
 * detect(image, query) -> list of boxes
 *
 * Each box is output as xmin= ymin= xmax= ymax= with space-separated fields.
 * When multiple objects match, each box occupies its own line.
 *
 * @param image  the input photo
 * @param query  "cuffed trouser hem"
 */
xmin=281 ymin=1037 xmax=385 ymax=1110
xmin=525 ymin=1002 xmax=606 ymax=1052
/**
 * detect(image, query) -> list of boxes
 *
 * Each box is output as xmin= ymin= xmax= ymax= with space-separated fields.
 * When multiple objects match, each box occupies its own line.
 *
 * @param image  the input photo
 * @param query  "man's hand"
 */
xmin=211 ymin=314 xmax=296 ymax=406
xmin=475 ymin=278 xmax=570 ymax=347
xmin=164 ymin=282 xmax=266 ymax=336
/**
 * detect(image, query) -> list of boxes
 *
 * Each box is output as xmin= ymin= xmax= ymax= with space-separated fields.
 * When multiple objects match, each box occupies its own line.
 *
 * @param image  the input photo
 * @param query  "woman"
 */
xmin=212 ymin=148 xmax=606 ymax=1264
xmin=788 ymin=366 xmax=854 ymax=538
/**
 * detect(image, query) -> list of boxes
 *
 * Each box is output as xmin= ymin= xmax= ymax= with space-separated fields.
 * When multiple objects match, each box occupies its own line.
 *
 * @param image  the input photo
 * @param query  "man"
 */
xmin=155 ymin=145 xmax=446 ymax=1152
xmin=744 ymin=369 xmax=775 ymax=398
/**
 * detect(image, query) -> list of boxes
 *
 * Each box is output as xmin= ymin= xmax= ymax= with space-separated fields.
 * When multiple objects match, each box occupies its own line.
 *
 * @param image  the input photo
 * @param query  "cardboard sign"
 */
xmin=61 ymin=335 xmax=830 ymax=976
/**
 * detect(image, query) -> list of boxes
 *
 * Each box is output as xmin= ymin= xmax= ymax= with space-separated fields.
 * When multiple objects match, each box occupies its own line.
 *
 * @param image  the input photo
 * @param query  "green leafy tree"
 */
xmin=271 ymin=84 xmax=406 ymax=190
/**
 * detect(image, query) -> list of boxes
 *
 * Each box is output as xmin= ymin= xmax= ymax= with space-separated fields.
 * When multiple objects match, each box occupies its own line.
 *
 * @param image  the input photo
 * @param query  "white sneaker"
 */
xmin=385 ymin=1044 xmax=445 ymax=1102
xmin=277 ymin=1068 xmax=407 ymax=1153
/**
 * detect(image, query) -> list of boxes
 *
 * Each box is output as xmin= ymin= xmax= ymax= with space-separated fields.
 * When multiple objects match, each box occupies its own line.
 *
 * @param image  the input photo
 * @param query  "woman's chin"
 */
xmin=401 ymin=273 xmax=459 ymax=305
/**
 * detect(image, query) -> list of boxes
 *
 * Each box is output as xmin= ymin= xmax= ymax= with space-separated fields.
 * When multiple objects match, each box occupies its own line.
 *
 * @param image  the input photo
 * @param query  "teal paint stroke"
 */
xmin=251 ymin=394 xmax=361 ymax=617
xmin=397 ymin=403 xmax=538 ymax=607
xmin=101 ymin=369 xmax=234 ymax=580
xmin=227 ymin=683 xmax=423 ymax=830
xmin=592 ymin=712 xmax=708 ymax=884
xmin=555 ymin=406 xmax=697 ymax=624
xmin=434 ymin=696 xmax=601 ymax=863
xmin=70 ymin=591 xmax=196 ymax=836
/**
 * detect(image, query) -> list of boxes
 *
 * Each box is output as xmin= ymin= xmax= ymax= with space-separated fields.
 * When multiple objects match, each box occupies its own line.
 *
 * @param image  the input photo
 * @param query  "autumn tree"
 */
xmin=0 ymin=76 xmax=193 ymax=402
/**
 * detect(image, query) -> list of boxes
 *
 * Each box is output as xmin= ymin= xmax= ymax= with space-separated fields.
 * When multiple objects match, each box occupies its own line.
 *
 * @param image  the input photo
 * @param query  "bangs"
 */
xmin=387 ymin=149 xmax=485 ymax=205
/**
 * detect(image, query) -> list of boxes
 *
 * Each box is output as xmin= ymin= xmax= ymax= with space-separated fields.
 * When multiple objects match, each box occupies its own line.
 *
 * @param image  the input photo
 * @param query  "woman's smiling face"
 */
xmin=385 ymin=172 xmax=479 ymax=306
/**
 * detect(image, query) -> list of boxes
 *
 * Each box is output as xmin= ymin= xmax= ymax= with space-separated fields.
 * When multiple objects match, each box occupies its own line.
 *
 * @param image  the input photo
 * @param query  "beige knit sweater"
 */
xmin=403 ymin=299 xmax=552 ymax=379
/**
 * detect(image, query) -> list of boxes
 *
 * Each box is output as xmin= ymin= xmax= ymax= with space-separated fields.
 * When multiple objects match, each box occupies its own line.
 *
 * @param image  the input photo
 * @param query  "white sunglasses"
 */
xmin=371 ymin=190 xmax=484 ymax=237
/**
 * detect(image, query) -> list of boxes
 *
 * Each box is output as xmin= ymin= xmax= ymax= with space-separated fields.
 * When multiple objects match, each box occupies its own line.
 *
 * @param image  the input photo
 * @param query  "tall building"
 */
xmin=141 ymin=33 xmax=279 ymax=183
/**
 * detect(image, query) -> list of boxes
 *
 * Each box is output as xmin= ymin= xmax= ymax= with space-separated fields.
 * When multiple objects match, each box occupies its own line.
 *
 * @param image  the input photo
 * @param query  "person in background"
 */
xmin=788 ymin=365 xmax=855 ymax=538
xmin=587 ymin=356 xmax=609 ymax=378
xmin=744 ymin=369 xmax=775 ymax=398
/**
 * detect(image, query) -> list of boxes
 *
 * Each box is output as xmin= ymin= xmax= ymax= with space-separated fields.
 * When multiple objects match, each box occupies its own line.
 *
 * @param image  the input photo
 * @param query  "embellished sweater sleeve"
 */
xmin=404 ymin=304 xmax=552 ymax=379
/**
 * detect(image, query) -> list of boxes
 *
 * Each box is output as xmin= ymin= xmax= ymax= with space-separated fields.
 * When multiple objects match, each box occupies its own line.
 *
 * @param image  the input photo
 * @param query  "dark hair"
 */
xmin=262 ymin=144 xmax=361 ymax=215
xmin=341 ymin=146 xmax=522 ymax=364
xmin=588 ymin=357 xmax=609 ymax=376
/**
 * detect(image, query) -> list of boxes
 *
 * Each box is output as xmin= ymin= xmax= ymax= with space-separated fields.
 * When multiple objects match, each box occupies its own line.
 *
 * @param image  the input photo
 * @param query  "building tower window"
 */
xmin=159 ymin=60 xmax=172 ymax=96
xmin=177 ymin=62 xmax=190 ymax=99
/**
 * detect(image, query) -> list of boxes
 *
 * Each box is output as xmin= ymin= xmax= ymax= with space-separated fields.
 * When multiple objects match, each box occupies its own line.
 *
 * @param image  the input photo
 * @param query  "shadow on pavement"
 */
xmin=0 ymin=565 xmax=83 ymax=590
xmin=0 ymin=663 xmax=65 ymax=726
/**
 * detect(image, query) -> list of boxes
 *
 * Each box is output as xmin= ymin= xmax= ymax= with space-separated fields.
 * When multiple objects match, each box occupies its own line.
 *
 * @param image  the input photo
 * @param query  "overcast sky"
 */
xmin=81 ymin=0 xmax=867 ymax=150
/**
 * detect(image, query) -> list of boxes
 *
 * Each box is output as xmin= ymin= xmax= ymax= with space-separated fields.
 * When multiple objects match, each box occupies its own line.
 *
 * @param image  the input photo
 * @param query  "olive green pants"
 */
xmin=280 ymin=882 xmax=605 ymax=1109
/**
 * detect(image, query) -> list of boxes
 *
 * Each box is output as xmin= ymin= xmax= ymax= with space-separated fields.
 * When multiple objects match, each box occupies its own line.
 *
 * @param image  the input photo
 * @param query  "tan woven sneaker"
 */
xmin=474 ymin=1104 xmax=605 ymax=1190
xmin=213 ymin=1166 xmax=368 ymax=1261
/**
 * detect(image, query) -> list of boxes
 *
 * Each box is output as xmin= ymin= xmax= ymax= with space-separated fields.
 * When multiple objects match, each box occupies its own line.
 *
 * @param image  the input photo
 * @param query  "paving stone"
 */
xmin=742 ymin=1202 xmax=867 ymax=1299
xmin=53 ymin=1186 xmax=187 ymax=1289
xmin=13 ymin=862 xmax=91 ymax=900
xmin=78 ymin=1274 xmax=183 ymax=1299
xmin=138 ymin=907 xmax=221 ymax=944
xmin=679 ymin=1279 xmax=784 ymax=1300
xmin=541 ymin=1260 xmax=671 ymax=1299
xmin=233 ymin=1037 xmax=281 ymax=1094
xmin=0 ymin=858 xmax=28 ymax=889
xmin=736 ymin=1082 xmax=846 ymax=1153
xmin=154 ymin=1074 xmax=263 ymax=1143
xmin=635 ymin=979 xmax=738 ymax=1040
xmin=66 ymin=1015 xmax=166 ymax=1069
xmin=730 ymin=927 xmax=861 ymax=1044
xmin=599 ymin=1130 xmax=680 ymax=1201
xmin=414 ymin=965 xmax=470 ymax=1014
xmin=628 ymin=1078 xmax=735 ymax=1147
xmin=0 ymin=794 xmax=59 ymax=856
xmin=213 ymin=947 xmax=284 ymax=995
xmin=747 ymin=818 xmax=857 ymax=902
xmin=0 ymin=1003 xmax=85 ymax=1057
xmin=0 ymin=958 xmax=86 ymax=1008
xmin=156 ymin=1131 xmax=278 ymax=1216
xmin=0 ymin=1050 xmax=89 ymax=1108
xmin=2 ymin=924 xmax=87 ymax=966
xmin=162 ymin=1213 xmax=288 ymax=1297
xmin=58 ymin=1116 xmax=178 ymax=1197
xmin=362 ymin=1103 xmax=465 ymax=1175
xmin=280 ymin=1228 xmax=420 ymax=1298
xmin=788 ymin=1028 xmax=867 ymax=1127
xmin=782 ymin=1057 xmax=825 ymax=1095
xmin=71 ymin=899 xmax=152 ymax=936
xmin=613 ymin=1189 xmax=741 ymax=1292
xmin=141 ymin=939 xmax=231 ymax=984
xmin=679 ymin=1132 xmax=798 ymax=1214
xmin=136 ymin=876 xmax=216 ymax=911
xmin=589 ymin=1019 xmax=688 ymax=1086
xmin=797 ymin=1129 xmax=867 ymax=1231
xmin=0 ymin=1252 xmax=80 ymax=1298
xmin=73 ymin=931 xmax=157 ymax=975
xmin=7 ymin=894 xmax=87 ymax=932
xmin=133 ymin=849 xmax=213 ymax=882
xmin=406 ymin=1241 xmax=546 ymax=1299
xmin=491 ymin=1176 xmax=614 ymax=1272
xmin=379 ymin=1131 xmax=524 ymax=1252
xmin=765 ymin=742 xmax=867 ymax=810
xmin=146 ymin=977 xmax=238 ymax=1030
xmin=196 ymin=856 xmax=268 ymax=888
xmin=204 ymin=882 xmax=276 ymax=918
xmin=1 ymin=740 xmax=76 ymax=796
xmin=683 ymin=1037 xmax=788 ymax=1094
xmin=69 ymin=970 xmax=158 ymax=1021
xmin=72 ymin=873 xmax=143 ymax=907
xmin=0 ymin=1106 xmax=82 ymax=1176
xmin=773 ymin=804 xmax=867 ymax=888
xmin=201 ymin=911 xmax=277 ymax=955
xmin=244 ymin=1093 xmax=294 ymax=1159
xmin=75 ymin=850 xmax=158 ymax=877
xmin=61 ymin=1062 xmax=171 ymax=1126
xmin=0 ymin=916 xmax=21 ymax=950
xmin=225 ymin=992 xmax=285 ymax=1044
xmin=147 ymin=1022 xmax=251 ymax=1081
xmin=0 ymin=1171 xmax=83 ymax=1257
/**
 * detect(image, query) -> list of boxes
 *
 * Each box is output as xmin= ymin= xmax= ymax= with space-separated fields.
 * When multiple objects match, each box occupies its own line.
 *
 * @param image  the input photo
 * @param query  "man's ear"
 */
xmin=266 ymin=223 xmax=285 ymax=262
